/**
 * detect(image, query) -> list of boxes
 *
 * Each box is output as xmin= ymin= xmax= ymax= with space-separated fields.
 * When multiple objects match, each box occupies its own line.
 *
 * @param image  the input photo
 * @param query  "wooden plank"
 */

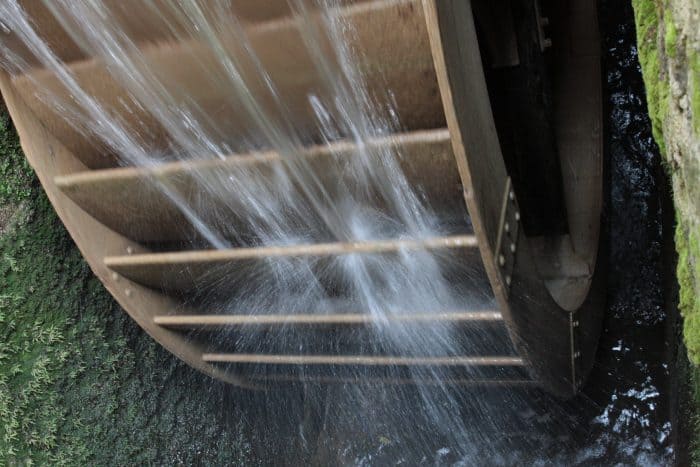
xmin=249 ymin=374 xmax=536 ymax=387
xmin=108 ymin=235 xmax=477 ymax=265
xmin=421 ymin=0 xmax=521 ymax=359
xmin=483 ymin=0 xmax=569 ymax=236
xmin=422 ymin=1 xmax=579 ymax=397
xmin=105 ymin=234 xmax=479 ymax=290
xmin=422 ymin=0 xmax=606 ymax=397
xmin=422 ymin=1 xmax=509 ymax=256
xmin=12 ymin=0 xmax=443 ymax=169
xmin=55 ymin=129 xmax=465 ymax=243
xmin=153 ymin=310 xmax=502 ymax=328
xmin=555 ymin=56 xmax=603 ymax=271
xmin=547 ymin=0 xmax=605 ymax=393
xmin=8 ymin=1 xmax=374 ymax=69
xmin=202 ymin=354 xmax=525 ymax=366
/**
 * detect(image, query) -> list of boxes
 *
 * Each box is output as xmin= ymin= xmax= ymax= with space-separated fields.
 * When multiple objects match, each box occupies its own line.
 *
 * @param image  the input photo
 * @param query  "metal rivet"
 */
xmin=504 ymin=222 xmax=510 ymax=233
xmin=126 ymin=246 xmax=134 ymax=254
xmin=499 ymin=255 xmax=506 ymax=266
xmin=573 ymin=320 xmax=579 ymax=327
xmin=574 ymin=351 xmax=581 ymax=358
xmin=542 ymin=38 xmax=553 ymax=49
xmin=111 ymin=272 xmax=119 ymax=281
xmin=510 ymin=243 xmax=516 ymax=253
xmin=509 ymin=191 xmax=515 ymax=202
xmin=125 ymin=289 xmax=132 ymax=297
xmin=514 ymin=212 xmax=521 ymax=222
xmin=506 ymin=275 xmax=512 ymax=286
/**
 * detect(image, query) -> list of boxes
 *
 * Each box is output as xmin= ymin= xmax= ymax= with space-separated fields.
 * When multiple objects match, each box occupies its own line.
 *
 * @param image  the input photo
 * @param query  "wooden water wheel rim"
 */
xmin=0 ymin=0 xmax=604 ymax=397
xmin=424 ymin=0 xmax=604 ymax=396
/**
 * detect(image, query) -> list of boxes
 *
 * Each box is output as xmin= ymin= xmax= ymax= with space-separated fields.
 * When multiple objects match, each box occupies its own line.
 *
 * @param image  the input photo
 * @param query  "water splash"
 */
xmin=0 ymin=0 xmax=676 ymax=464
xmin=0 ymin=0 xmax=514 ymax=459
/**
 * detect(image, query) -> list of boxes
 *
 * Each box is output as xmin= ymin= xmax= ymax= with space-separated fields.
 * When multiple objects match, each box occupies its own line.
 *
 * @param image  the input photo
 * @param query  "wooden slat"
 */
xmin=8 ymin=0 xmax=373 ymax=69
xmin=105 ymin=234 xmax=479 ymax=290
xmin=55 ymin=129 xmax=464 ymax=242
xmin=109 ymin=235 xmax=477 ymax=265
xmin=249 ymin=374 xmax=536 ymax=386
xmin=202 ymin=354 xmax=525 ymax=366
xmin=154 ymin=310 xmax=502 ymax=328
xmin=423 ymin=1 xmax=509 ymax=257
xmin=12 ymin=0 xmax=443 ymax=169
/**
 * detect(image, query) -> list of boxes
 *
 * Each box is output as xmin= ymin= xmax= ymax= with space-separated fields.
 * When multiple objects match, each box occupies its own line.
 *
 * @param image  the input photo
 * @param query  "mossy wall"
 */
xmin=632 ymin=0 xmax=700 ymax=363
xmin=632 ymin=0 xmax=700 ymax=461
xmin=0 ymin=110 xmax=251 ymax=464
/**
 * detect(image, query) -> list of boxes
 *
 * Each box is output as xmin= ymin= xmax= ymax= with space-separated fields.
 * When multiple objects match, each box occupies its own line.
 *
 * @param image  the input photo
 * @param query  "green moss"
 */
xmin=678 ymin=219 xmax=700 ymax=364
xmin=0 ymin=109 xmax=251 ymax=463
xmin=632 ymin=0 xmax=670 ymax=157
xmin=0 ymin=107 xmax=32 ymax=204
xmin=688 ymin=364 xmax=700 ymax=466
xmin=629 ymin=2 xmax=700 ymax=460
xmin=691 ymin=52 xmax=700 ymax=135
xmin=664 ymin=12 xmax=679 ymax=59
xmin=678 ymin=218 xmax=700 ymax=464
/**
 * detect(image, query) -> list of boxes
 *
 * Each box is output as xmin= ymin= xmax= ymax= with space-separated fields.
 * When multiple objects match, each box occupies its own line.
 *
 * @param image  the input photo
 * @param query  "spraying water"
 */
xmin=0 ymin=0 xmax=583 ymax=462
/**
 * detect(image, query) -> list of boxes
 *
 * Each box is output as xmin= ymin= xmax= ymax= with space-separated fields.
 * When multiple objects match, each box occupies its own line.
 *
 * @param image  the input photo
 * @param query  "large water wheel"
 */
xmin=0 ymin=0 xmax=603 ymax=397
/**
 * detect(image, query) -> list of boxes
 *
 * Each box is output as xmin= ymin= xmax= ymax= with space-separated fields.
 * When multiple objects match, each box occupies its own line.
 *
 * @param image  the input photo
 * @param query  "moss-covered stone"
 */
xmin=633 ymin=0 xmax=669 ymax=156
xmin=0 ymin=108 xmax=251 ymax=464
xmin=0 ymin=108 xmax=31 ymax=205
xmin=633 ymin=0 xmax=700 ymax=460
xmin=678 ymin=218 xmax=700 ymax=363
xmin=664 ymin=11 xmax=679 ymax=59
xmin=691 ymin=51 xmax=700 ymax=134
xmin=633 ymin=0 xmax=700 ymax=355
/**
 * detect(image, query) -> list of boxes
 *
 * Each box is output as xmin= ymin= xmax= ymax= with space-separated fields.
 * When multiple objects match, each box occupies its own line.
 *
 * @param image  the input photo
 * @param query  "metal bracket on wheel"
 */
xmin=534 ymin=0 xmax=552 ymax=51
xmin=494 ymin=177 xmax=521 ymax=296
xmin=569 ymin=310 xmax=582 ymax=392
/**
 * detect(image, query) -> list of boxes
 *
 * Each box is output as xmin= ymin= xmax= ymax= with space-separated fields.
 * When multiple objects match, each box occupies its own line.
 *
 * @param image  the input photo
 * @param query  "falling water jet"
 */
xmin=0 ymin=0 xmax=609 ymax=462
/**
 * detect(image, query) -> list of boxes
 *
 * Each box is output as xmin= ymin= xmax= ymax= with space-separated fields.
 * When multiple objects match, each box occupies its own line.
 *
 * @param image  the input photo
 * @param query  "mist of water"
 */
xmin=0 ymin=0 xmax=570 ymax=462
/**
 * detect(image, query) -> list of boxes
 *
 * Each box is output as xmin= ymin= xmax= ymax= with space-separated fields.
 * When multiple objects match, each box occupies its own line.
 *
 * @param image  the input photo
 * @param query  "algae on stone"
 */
xmin=632 ymin=0 xmax=700 ymax=359
xmin=678 ymin=219 xmax=700 ymax=363
xmin=633 ymin=0 xmax=700 ymax=460
xmin=0 ymin=107 xmax=251 ymax=465
xmin=633 ymin=0 xmax=670 ymax=156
